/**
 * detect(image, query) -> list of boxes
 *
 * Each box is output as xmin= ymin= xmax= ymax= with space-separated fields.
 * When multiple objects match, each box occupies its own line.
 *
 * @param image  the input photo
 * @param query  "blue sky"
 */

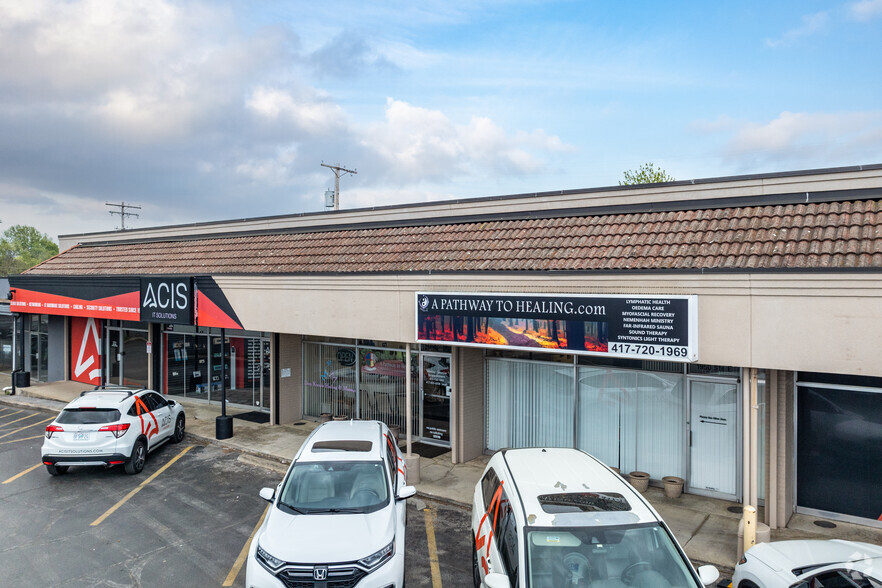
xmin=1 ymin=0 xmax=881 ymax=240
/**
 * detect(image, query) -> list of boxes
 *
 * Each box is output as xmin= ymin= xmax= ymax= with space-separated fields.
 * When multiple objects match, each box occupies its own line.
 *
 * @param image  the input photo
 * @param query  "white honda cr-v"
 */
xmin=246 ymin=420 xmax=416 ymax=588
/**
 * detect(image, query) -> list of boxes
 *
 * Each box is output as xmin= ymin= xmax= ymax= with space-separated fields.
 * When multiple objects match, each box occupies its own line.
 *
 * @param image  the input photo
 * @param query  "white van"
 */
xmin=471 ymin=448 xmax=719 ymax=587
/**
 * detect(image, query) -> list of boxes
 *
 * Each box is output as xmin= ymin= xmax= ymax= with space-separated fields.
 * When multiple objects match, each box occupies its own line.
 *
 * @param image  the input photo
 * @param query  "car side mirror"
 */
xmin=167 ymin=400 xmax=176 ymax=407
xmin=397 ymin=485 xmax=417 ymax=500
xmin=259 ymin=487 xmax=275 ymax=502
xmin=484 ymin=572 xmax=510 ymax=588
xmin=697 ymin=565 xmax=719 ymax=586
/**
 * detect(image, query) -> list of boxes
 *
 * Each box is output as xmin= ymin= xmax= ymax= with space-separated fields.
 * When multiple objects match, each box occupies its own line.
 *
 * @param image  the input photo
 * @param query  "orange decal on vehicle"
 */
xmin=474 ymin=481 xmax=505 ymax=576
xmin=133 ymin=396 xmax=159 ymax=439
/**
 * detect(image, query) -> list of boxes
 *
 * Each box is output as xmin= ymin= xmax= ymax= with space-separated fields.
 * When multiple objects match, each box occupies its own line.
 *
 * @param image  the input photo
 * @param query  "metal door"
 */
xmin=688 ymin=378 xmax=739 ymax=499
xmin=419 ymin=354 xmax=451 ymax=446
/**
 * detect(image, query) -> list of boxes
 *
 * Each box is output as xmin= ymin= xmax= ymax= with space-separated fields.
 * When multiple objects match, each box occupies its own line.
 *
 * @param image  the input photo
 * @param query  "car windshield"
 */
xmin=56 ymin=408 xmax=121 ymax=425
xmin=526 ymin=523 xmax=699 ymax=588
xmin=277 ymin=461 xmax=389 ymax=514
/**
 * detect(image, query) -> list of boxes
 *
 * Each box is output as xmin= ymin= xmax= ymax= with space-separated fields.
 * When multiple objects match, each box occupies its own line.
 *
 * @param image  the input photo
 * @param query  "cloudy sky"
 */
xmin=2 ymin=0 xmax=881 ymax=241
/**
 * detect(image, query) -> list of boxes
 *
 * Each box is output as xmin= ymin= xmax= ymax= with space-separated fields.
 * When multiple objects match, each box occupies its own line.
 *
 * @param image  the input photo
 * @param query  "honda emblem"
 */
xmin=313 ymin=566 xmax=328 ymax=581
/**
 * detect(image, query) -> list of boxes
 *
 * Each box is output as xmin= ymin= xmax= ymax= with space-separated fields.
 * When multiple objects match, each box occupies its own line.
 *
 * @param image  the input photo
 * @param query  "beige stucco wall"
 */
xmin=212 ymin=272 xmax=882 ymax=378
xmin=277 ymin=333 xmax=302 ymax=424
xmin=456 ymin=347 xmax=486 ymax=463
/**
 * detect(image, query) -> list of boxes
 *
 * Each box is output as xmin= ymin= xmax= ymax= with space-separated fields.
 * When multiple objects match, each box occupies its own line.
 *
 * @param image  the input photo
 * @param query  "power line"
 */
xmin=106 ymin=201 xmax=141 ymax=231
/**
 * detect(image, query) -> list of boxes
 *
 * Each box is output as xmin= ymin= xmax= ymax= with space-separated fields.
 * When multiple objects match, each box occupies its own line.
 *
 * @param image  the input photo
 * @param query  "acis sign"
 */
xmin=140 ymin=278 xmax=193 ymax=325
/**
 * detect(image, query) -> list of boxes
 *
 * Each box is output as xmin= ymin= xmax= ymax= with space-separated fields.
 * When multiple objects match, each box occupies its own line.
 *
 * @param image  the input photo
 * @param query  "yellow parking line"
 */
xmin=223 ymin=504 xmax=270 ymax=586
xmin=2 ymin=463 xmax=42 ymax=484
xmin=0 ymin=417 xmax=53 ymax=440
xmin=90 ymin=445 xmax=193 ymax=526
xmin=0 ymin=409 xmax=23 ymax=419
xmin=0 ymin=435 xmax=44 ymax=445
xmin=423 ymin=506 xmax=443 ymax=588
xmin=0 ymin=412 xmax=43 ymax=428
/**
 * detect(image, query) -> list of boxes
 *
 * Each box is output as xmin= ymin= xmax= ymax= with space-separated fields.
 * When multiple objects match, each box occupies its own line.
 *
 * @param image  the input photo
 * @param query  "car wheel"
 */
xmin=738 ymin=582 xmax=760 ymax=588
xmin=171 ymin=415 xmax=185 ymax=443
xmin=472 ymin=542 xmax=481 ymax=588
xmin=46 ymin=464 xmax=69 ymax=476
xmin=125 ymin=439 xmax=147 ymax=475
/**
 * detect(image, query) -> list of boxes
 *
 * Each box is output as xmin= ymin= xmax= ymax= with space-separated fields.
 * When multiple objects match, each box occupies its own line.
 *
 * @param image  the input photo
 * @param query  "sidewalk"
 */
xmin=4 ymin=376 xmax=882 ymax=573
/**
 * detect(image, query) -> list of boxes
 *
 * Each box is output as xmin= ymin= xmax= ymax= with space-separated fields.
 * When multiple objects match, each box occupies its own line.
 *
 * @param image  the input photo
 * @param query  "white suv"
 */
xmin=246 ymin=420 xmax=416 ymax=588
xmin=41 ymin=386 xmax=186 ymax=476
xmin=472 ymin=448 xmax=720 ymax=588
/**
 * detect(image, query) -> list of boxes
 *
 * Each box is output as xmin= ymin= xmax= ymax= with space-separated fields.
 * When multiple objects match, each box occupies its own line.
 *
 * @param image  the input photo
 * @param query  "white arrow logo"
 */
xmin=74 ymin=317 xmax=101 ymax=382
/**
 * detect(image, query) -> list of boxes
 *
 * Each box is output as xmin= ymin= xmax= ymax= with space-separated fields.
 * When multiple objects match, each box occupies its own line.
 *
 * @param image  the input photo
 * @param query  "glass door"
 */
xmin=688 ymin=378 xmax=739 ymax=499
xmin=419 ymin=354 xmax=451 ymax=446
xmin=106 ymin=328 xmax=122 ymax=385
xmin=28 ymin=332 xmax=48 ymax=382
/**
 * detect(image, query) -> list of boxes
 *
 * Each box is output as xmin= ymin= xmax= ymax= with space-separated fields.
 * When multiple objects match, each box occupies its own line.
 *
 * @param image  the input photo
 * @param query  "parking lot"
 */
xmin=0 ymin=405 xmax=473 ymax=587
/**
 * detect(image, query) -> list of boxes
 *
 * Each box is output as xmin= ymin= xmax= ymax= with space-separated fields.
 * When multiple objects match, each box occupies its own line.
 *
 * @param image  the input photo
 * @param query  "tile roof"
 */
xmin=26 ymin=199 xmax=882 ymax=276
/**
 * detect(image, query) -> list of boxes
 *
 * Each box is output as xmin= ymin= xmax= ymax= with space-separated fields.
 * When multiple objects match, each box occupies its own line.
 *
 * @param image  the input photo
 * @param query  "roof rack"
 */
xmin=80 ymin=385 xmax=146 ymax=399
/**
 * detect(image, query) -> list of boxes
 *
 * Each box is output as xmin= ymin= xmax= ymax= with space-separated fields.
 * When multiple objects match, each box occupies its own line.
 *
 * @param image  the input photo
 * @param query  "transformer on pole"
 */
xmin=320 ymin=162 xmax=357 ymax=210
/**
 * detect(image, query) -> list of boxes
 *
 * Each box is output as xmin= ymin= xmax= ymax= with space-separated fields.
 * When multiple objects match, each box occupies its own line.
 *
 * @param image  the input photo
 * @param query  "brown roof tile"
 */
xmin=24 ymin=198 xmax=882 ymax=276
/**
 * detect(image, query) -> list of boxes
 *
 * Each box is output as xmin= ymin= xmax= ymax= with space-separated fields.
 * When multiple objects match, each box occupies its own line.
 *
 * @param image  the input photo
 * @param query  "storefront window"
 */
xmin=486 ymin=358 xmax=575 ymax=450
xmin=359 ymin=347 xmax=408 ymax=430
xmin=0 ymin=313 xmax=13 ymax=372
xmin=163 ymin=327 xmax=270 ymax=410
xmin=486 ymin=357 xmax=687 ymax=477
xmin=303 ymin=342 xmax=428 ymax=435
xmin=303 ymin=343 xmax=358 ymax=418
xmin=796 ymin=383 xmax=882 ymax=524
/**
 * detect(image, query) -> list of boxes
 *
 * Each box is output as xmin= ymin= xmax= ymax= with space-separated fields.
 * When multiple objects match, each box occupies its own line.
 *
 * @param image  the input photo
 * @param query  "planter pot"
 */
xmin=332 ymin=415 xmax=348 ymax=421
xmin=628 ymin=471 xmax=650 ymax=493
xmin=610 ymin=467 xmax=621 ymax=476
xmin=319 ymin=413 xmax=332 ymax=423
xmin=662 ymin=476 xmax=685 ymax=499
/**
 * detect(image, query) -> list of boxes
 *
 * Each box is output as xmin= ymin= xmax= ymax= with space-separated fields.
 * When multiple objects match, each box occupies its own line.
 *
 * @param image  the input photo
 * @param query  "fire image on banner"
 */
xmin=418 ymin=314 xmax=607 ymax=352
xmin=71 ymin=316 xmax=102 ymax=386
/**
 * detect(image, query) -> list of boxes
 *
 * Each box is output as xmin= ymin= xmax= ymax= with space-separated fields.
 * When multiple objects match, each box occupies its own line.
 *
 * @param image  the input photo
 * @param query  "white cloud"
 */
xmin=849 ymin=0 xmax=882 ymax=20
xmin=724 ymin=111 xmax=882 ymax=164
xmin=246 ymin=87 xmax=347 ymax=135
xmin=765 ymin=11 xmax=829 ymax=47
xmin=363 ymin=98 xmax=573 ymax=182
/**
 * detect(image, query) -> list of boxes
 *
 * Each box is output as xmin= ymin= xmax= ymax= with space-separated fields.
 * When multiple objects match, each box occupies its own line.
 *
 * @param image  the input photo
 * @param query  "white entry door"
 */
xmin=688 ymin=379 xmax=738 ymax=498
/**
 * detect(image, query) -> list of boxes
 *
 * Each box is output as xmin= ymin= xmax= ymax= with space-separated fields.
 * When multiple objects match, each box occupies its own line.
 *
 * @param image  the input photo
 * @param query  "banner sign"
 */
xmin=140 ymin=277 xmax=193 ymax=324
xmin=416 ymin=292 xmax=698 ymax=362
xmin=8 ymin=275 xmax=242 ymax=329
xmin=8 ymin=276 xmax=140 ymax=321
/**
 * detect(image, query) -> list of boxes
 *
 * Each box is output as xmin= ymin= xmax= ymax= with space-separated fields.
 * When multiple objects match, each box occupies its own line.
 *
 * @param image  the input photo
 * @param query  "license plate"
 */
xmin=73 ymin=432 xmax=91 ymax=441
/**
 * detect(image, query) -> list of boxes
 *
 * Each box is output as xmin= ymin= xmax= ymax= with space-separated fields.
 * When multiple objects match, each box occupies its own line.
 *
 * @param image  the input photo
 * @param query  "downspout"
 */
xmin=451 ymin=347 xmax=458 ymax=465
xmin=749 ymin=367 xmax=759 ymax=507
xmin=406 ymin=343 xmax=412 ymax=456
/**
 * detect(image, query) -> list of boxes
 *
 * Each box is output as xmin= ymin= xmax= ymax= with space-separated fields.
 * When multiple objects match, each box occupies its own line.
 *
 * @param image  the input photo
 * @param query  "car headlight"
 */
xmin=358 ymin=540 xmax=394 ymax=571
xmin=256 ymin=543 xmax=286 ymax=572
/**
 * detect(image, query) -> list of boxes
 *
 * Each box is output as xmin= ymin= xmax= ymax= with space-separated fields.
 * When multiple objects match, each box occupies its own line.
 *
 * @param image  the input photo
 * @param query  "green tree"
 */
xmin=619 ymin=162 xmax=675 ymax=185
xmin=0 ymin=225 xmax=59 ymax=275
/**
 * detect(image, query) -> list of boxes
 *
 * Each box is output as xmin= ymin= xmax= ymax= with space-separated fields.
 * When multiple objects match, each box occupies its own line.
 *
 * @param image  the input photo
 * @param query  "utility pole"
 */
xmin=106 ymin=201 xmax=141 ymax=231
xmin=320 ymin=162 xmax=357 ymax=211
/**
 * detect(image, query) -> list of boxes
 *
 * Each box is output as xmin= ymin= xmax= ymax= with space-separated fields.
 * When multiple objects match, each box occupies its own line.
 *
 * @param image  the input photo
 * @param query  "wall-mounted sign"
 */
xmin=140 ymin=278 xmax=193 ymax=324
xmin=416 ymin=292 xmax=698 ymax=362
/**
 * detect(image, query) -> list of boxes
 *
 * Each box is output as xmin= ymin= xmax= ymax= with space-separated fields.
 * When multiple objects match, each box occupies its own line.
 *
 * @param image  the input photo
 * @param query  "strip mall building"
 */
xmin=8 ymin=164 xmax=882 ymax=530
